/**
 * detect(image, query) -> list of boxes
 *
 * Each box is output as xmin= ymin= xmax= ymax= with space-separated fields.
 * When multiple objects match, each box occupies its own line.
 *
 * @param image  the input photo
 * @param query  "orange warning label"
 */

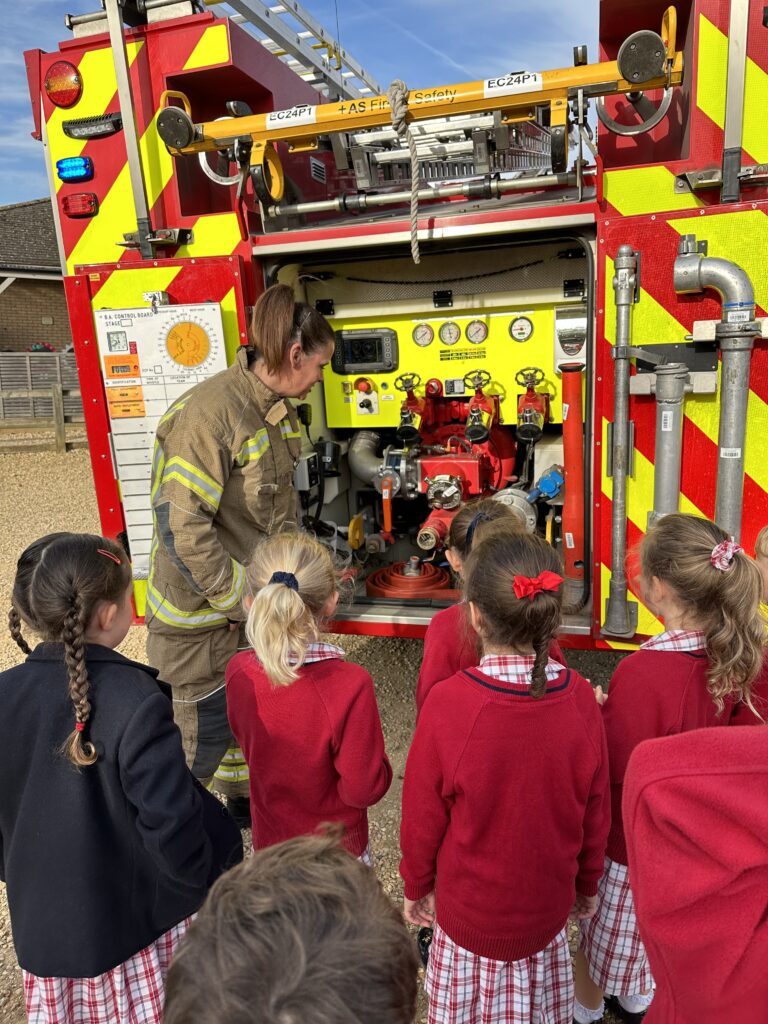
xmin=104 ymin=354 xmax=140 ymax=380
xmin=107 ymin=386 xmax=146 ymax=419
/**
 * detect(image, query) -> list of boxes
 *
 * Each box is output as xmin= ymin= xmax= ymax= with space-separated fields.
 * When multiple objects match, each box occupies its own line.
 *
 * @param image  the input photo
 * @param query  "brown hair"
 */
xmin=25 ymin=533 xmax=131 ymax=767
xmin=464 ymin=529 xmax=564 ymax=697
xmin=249 ymin=283 xmax=334 ymax=375
xmin=756 ymin=525 xmax=768 ymax=560
xmin=448 ymin=497 xmax=526 ymax=558
xmin=163 ymin=829 xmax=420 ymax=1024
xmin=245 ymin=532 xmax=339 ymax=686
xmin=8 ymin=532 xmax=71 ymax=655
xmin=640 ymin=513 xmax=765 ymax=711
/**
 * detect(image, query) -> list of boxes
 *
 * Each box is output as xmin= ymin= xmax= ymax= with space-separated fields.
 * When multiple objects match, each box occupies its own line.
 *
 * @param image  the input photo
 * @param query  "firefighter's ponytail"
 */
xmin=248 ymin=283 xmax=334 ymax=375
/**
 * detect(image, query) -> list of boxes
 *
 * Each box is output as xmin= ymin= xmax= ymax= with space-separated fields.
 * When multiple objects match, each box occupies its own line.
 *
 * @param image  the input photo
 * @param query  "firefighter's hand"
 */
xmin=593 ymin=685 xmax=608 ymax=706
xmin=404 ymin=892 xmax=435 ymax=928
xmin=570 ymin=893 xmax=598 ymax=921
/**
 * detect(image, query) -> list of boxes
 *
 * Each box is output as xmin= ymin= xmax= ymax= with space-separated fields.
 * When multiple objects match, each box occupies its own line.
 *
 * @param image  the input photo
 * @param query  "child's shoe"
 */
xmin=605 ymin=992 xmax=653 ymax=1022
xmin=573 ymin=997 xmax=604 ymax=1023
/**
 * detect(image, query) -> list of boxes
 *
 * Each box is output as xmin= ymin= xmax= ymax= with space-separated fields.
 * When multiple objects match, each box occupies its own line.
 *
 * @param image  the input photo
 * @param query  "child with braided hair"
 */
xmin=401 ymin=529 xmax=609 ymax=1024
xmin=0 ymin=533 xmax=243 ymax=1024
xmin=416 ymin=498 xmax=566 ymax=714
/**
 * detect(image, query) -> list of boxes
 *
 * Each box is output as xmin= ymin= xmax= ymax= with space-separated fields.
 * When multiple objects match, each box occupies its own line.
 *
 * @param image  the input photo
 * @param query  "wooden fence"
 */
xmin=0 ymin=385 xmax=88 ymax=454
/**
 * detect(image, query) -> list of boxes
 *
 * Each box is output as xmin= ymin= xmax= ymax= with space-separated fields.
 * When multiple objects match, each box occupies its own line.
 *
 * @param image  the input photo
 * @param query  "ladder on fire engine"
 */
xmin=203 ymin=0 xmax=551 ymax=183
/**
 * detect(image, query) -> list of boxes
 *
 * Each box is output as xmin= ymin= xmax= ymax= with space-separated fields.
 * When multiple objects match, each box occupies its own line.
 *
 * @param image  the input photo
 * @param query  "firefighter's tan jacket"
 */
xmin=146 ymin=347 xmax=302 ymax=634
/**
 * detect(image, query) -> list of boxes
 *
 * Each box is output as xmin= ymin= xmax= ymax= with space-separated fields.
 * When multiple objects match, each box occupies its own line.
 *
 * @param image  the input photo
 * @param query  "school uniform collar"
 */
xmin=303 ymin=641 xmax=346 ymax=664
xmin=479 ymin=653 xmax=566 ymax=685
xmin=26 ymin=642 xmax=171 ymax=698
xmin=640 ymin=630 xmax=706 ymax=653
xmin=464 ymin=662 xmax=571 ymax=698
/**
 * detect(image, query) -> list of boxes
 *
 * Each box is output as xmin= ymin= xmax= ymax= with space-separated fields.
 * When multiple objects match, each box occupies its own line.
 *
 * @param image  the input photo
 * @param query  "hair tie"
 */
xmin=297 ymin=309 xmax=313 ymax=332
xmin=269 ymin=571 xmax=299 ymax=592
xmin=75 ymin=722 xmax=85 ymax=733
xmin=97 ymin=548 xmax=121 ymax=565
xmin=464 ymin=511 xmax=492 ymax=553
xmin=513 ymin=570 xmax=563 ymax=600
xmin=710 ymin=539 xmax=742 ymax=571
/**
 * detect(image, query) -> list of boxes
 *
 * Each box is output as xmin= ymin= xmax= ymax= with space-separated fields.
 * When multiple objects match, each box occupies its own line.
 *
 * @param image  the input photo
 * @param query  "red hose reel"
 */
xmin=365 ymin=559 xmax=457 ymax=599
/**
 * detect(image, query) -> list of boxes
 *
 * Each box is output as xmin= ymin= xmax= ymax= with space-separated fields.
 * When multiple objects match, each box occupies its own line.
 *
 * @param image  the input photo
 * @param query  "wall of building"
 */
xmin=0 ymin=278 xmax=72 ymax=352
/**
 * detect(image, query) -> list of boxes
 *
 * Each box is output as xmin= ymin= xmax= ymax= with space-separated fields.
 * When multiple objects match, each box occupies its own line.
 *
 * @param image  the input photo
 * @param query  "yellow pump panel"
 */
xmin=322 ymin=304 xmax=563 ymax=430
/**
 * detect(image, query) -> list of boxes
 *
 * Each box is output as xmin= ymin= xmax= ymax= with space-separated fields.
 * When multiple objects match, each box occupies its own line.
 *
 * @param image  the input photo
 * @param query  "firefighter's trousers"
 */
xmin=146 ymin=624 xmax=250 ymax=798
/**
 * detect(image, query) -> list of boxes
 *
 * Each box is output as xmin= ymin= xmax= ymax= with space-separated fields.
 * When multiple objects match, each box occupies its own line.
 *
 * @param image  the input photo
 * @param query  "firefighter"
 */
xmin=146 ymin=284 xmax=335 ymax=825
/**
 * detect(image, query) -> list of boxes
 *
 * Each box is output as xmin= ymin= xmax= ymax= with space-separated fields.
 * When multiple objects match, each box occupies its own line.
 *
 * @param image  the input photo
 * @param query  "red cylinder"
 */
xmin=560 ymin=364 xmax=585 ymax=589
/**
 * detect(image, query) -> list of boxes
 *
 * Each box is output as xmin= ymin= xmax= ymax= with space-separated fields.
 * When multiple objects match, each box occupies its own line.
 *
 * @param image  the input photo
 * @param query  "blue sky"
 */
xmin=1 ymin=0 xmax=598 ymax=207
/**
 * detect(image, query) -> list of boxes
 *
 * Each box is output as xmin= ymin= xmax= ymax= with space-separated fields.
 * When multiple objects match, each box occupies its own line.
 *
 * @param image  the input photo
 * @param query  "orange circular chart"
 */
xmin=165 ymin=321 xmax=211 ymax=367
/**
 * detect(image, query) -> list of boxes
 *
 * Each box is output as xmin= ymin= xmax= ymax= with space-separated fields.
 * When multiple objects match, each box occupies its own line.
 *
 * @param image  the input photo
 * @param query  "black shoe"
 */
xmin=416 ymin=926 xmax=433 ymax=967
xmin=227 ymin=795 xmax=251 ymax=830
xmin=605 ymin=995 xmax=649 ymax=1023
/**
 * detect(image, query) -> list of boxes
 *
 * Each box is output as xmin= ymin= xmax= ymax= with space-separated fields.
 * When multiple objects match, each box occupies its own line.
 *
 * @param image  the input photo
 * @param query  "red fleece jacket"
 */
xmin=624 ymin=727 xmax=768 ymax=1024
xmin=226 ymin=653 xmax=392 ymax=855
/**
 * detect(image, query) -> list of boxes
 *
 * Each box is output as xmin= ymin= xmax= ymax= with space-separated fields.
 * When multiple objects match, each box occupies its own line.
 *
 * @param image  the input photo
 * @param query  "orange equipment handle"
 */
xmin=380 ymin=476 xmax=394 ymax=544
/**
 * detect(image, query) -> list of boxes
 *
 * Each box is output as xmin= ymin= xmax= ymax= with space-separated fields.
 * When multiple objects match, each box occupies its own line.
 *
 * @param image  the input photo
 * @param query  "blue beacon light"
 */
xmin=56 ymin=156 xmax=94 ymax=183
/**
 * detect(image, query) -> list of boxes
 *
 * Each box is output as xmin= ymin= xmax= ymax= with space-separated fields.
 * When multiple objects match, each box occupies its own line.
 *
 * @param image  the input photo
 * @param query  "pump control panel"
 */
xmin=322 ymin=304 xmax=565 ymax=429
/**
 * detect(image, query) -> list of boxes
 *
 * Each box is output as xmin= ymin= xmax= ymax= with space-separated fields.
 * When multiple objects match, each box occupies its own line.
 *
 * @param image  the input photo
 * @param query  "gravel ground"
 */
xmin=0 ymin=447 xmax=625 ymax=1023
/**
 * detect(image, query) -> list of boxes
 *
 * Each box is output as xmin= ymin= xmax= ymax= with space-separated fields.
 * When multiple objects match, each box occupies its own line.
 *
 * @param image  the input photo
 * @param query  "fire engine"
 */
xmin=24 ymin=0 xmax=768 ymax=649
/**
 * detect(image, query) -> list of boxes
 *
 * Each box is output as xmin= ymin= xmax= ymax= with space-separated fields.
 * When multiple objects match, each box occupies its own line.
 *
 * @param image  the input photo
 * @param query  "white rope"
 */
xmin=387 ymin=79 xmax=421 ymax=264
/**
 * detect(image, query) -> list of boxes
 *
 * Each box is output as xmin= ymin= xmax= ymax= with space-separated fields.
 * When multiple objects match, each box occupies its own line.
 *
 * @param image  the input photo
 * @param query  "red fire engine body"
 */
xmin=24 ymin=0 xmax=768 ymax=649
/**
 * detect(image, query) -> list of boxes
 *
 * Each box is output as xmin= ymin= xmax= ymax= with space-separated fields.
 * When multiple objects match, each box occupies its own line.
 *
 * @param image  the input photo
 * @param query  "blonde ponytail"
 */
xmin=244 ymin=533 xmax=338 ymax=687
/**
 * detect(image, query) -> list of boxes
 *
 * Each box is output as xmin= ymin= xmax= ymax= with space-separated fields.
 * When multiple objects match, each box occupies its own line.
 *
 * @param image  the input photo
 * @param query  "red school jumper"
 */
xmin=602 ymin=640 xmax=748 ymax=865
xmin=226 ymin=644 xmax=392 ymax=855
xmin=400 ymin=662 xmax=610 ymax=961
xmin=416 ymin=601 xmax=566 ymax=713
xmin=624 ymin=727 xmax=768 ymax=1024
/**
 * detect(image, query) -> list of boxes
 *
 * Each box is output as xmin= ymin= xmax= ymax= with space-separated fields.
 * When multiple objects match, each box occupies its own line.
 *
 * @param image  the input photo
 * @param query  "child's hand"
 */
xmin=593 ymin=685 xmax=608 ymax=706
xmin=570 ymin=893 xmax=598 ymax=921
xmin=404 ymin=892 xmax=435 ymax=928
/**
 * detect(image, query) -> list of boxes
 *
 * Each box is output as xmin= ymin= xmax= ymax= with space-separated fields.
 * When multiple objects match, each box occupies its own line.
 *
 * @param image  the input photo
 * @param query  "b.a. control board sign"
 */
xmin=94 ymin=303 xmax=227 ymax=574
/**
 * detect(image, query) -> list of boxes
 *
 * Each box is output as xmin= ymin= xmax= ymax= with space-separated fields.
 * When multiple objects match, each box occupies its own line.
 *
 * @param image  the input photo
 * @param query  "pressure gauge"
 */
xmin=509 ymin=316 xmax=534 ymax=342
xmin=165 ymin=321 xmax=212 ymax=367
xmin=412 ymin=322 xmax=434 ymax=347
xmin=439 ymin=321 xmax=461 ymax=346
xmin=465 ymin=319 xmax=488 ymax=344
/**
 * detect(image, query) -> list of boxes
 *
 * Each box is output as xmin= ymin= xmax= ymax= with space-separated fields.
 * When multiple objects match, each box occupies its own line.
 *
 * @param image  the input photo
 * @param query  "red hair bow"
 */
xmin=513 ymin=571 xmax=563 ymax=600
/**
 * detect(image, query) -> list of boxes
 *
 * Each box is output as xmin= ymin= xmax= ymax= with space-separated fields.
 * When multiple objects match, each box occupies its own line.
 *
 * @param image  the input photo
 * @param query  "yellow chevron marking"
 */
xmin=174 ymin=213 xmax=243 ymax=259
xmin=603 ymin=165 xmax=703 ymax=218
xmin=67 ymin=110 xmax=177 ymax=272
xmin=48 ymin=42 xmax=143 ymax=193
xmin=696 ymin=15 xmax=768 ymax=163
xmin=90 ymin=266 xmax=181 ymax=310
xmin=668 ymin=210 xmax=768 ymax=315
xmin=219 ymin=287 xmax=245 ymax=362
xmin=183 ymin=22 xmax=229 ymax=70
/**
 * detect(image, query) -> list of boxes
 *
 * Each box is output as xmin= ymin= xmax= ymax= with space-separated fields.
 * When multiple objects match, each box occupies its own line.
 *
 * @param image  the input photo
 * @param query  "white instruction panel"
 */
xmin=94 ymin=303 xmax=227 ymax=574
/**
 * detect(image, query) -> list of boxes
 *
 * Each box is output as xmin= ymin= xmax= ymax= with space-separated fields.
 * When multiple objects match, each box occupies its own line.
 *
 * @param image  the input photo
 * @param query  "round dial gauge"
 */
xmin=412 ymin=322 xmax=434 ymax=347
xmin=466 ymin=319 xmax=488 ymax=344
xmin=439 ymin=321 xmax=461 ymax=346
xmin=509 ymin=316 xmax=534 ymax=342
xmin=165 ymin=321 xmax=211 ymax=367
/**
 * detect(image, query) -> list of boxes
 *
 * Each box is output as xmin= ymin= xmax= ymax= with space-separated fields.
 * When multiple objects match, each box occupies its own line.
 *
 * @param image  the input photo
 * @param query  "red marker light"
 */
xmin=44 ymin=61 xmax=82 ymax=109
xmin=61 ymin=193 xmax=99 ymax=218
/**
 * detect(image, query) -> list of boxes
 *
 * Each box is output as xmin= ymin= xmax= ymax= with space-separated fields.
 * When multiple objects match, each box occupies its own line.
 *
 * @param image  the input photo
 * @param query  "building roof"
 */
xmin=0 ymin=199 xmax=61 ymax=274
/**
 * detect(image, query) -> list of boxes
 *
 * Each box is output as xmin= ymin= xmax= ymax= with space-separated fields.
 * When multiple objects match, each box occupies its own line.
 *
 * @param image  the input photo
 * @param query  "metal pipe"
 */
xmin=348 ymin=430 xmax=382 ymax=484
xmin=673 ymin=233 xmax=757 ymax=540
xmin=266 ymin=172 xmax=576 ymax=218
xmin=650 ymin=363 xmax=689 ymax=524
xmin=603 ymin=244 xmax=637 ymax=637
xmin=103 ymin=0 xmax=154 ymax=258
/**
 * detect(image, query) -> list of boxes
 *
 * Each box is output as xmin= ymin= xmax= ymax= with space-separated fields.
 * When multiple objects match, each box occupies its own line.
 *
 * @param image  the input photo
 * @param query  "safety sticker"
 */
xmin=483 ymin=72 xmax=543 ymax=98
xmin=266 ymin=104 xmax=317 ymax=129
xmin=661 ymin=410 xmax=674 ymax=432
xmin=564 ymin=532 xmax=575 ymax=549
xmin=562 ymin=402 xmax=569 ymax=421
xmin=720 ymin=447 xmax=742 ymax=459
